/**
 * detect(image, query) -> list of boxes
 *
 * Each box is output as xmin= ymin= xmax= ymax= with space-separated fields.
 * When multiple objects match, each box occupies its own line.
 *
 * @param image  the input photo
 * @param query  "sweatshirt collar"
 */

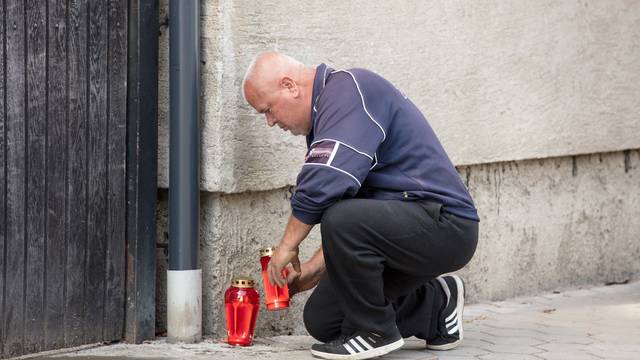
xmin=308 ymin=63 xmax=329 ymax=146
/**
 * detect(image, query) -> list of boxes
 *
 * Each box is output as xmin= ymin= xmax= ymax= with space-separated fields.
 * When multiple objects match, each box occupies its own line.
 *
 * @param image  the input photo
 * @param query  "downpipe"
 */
xmin=167 ymin=0 xmax=201 ymax=343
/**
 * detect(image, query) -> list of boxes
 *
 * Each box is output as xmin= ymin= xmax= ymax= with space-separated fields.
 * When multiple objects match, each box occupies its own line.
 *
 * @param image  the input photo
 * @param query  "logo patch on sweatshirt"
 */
xmin=305 ymin=141 xmax=339 ymax=165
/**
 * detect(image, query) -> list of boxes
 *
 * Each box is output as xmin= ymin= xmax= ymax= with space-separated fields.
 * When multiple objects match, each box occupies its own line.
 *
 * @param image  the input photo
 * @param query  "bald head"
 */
xmin=242 ymin=52 xmax=306 ymax=101
xmin=242 ymin=52 xmax=317 ymax=136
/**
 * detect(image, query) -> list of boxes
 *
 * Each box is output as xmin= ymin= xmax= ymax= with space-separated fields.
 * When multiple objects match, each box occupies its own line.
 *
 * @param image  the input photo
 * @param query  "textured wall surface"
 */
xmin=158 ymin=0 xmax=640 ymax=192
xmin=459 ymin=150 xmax=640 ymax=302
xmin=155 ymin=0 xmax=640 ymax=339
xmin=156 ymin=150 xmax=640 ymax=338
xmin=156 ymin=188 xmax=321 ymax=338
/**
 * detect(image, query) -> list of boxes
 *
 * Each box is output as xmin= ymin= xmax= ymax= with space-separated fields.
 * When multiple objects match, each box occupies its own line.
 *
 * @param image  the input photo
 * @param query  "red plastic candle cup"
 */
xmin=260 ymin=247 xmax=290 ymax=311
xmin=224 ymin=277 xmax=260 ymax=346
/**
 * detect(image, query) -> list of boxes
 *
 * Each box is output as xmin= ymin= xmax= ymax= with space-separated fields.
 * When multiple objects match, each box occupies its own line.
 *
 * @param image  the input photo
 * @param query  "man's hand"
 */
xmin=286 ymin=247 xmax=326 ymax=297
xmin=285 ymin=262 xmax=321 ymax=297
xmin=267 ymin=214 xmax=314 ymax=288
xmin=267 ymin=245 xmax=301 ymax=288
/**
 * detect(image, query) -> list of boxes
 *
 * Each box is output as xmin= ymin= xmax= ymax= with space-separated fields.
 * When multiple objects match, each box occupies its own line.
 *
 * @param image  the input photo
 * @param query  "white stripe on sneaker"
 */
xmin=356 ymin=336 xmax=373 ymax=350
xmin=343 ymin=342 xmax=356 ymax=355
xmin=349 ymin=339 xmax=364 ymax=353
xmin=446 ymin=313 xmax=458 ymax=328
xmin=311 ymin=337 xmax=405 ymax=360
xmin=445 ymin=309 xmax=457 ymax=323
xmin=436 ymin=277 xmax=451 ymax=307
xmin=448 ymin=324 xmax=460 ymax=335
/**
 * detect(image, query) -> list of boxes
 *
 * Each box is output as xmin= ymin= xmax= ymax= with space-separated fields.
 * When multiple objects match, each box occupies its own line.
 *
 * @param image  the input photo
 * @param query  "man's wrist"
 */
xmin=278 ymin=214 xmax=315 ymax=252
xmin=278 ymin=239 xmax=297 ymax=252
xmin=309 ymin=248 xmax=326 ymax=275
xmin=305 ymin=257 xmax=325 ymax=278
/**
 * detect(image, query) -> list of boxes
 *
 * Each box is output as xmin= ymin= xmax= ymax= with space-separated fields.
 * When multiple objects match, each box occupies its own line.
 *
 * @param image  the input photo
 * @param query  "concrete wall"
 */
xmin=156 ymin=0 xmax=640 ymax=338
xmin=156 ymin=150 xmax=640 ymax=337
xmin=156 ymin=188 xmax=323 ymax=337
xmin=158 ymin=0 xmax=640 ymax=191
xmin=458 ymin=150 xmax=640 ymax=301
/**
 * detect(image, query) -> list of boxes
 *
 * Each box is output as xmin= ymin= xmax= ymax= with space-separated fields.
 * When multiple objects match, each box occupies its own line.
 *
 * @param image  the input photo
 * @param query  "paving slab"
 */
xmin=21 ymin=280 xmax=640 ymax=360
xmin=477 ymin=354 xmax=541 ymax=360
xmin=534 ymin=351 xmax=604 ymax=360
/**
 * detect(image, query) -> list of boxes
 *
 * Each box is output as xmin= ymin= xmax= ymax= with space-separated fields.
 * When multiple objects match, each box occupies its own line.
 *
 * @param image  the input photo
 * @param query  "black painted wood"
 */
xmin=4 ymin=0 xmax=27 ymax=357
xmin=44 ymin=0 xmax=68 ymax=349
xmin=1 ymin=0 xmax=156 ymax=356
xmin=84 ymin=0 xmax=108 ymax=344
xmin=125 ymin=0 xmax=158 ymax=344
xmin=0 ymin=0 xmax=6 ymax=356
xmin=25 ymin=0 xmax=47 ymax=353
xmin=104 ymin=0 xmax=127 ymax=342
xmin=63 ymin=0 xmax=89 ymax=348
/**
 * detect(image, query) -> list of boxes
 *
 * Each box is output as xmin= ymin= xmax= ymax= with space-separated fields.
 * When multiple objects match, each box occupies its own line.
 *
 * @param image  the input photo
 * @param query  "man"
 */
xmin=242 ymin=52 xmax=479 ymax=360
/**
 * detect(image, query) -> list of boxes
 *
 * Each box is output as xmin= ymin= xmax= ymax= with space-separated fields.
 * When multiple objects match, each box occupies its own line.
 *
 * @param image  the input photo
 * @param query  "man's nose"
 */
xmin=266 ymin=113 xmax=276 ymax=127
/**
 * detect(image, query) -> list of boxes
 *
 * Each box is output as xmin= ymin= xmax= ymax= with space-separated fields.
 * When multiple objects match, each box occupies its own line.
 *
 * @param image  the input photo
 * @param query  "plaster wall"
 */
xmin=156 ymin=187 xmax=322 ymax=338
xmin=156 ymin=149 xmax=640 ymax=338
xmin=458 ymin=150 xmax=640 ymax=302
xmin=158 ymin=0 xmax=640 ymax=192
xmin=154 ymin=0 xmax=640 ymax=339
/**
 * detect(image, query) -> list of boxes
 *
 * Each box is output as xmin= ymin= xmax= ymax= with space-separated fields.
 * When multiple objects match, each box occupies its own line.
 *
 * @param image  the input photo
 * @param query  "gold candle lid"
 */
xmin=231 ymin=277 xmax=255 ymax=288
xmin=260 ymin=246 xmax=275 ymax=257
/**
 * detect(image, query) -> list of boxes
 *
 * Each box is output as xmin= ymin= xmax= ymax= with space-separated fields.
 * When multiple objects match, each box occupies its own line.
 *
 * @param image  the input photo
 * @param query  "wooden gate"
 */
xmin=0 ymin=0 xmax=157 ymax=357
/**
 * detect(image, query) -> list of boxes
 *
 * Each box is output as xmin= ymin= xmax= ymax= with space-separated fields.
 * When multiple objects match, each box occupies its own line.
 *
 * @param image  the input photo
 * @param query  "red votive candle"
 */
xmin=260 ymin=247 xmax=290 ymax=311
xmin=225 ymin=277 xmax=260 ymax=346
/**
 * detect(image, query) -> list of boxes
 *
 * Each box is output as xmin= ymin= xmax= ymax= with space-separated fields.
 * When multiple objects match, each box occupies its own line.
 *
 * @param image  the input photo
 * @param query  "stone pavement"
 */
xmin=25 ymin=280 xmax=640 ymax=360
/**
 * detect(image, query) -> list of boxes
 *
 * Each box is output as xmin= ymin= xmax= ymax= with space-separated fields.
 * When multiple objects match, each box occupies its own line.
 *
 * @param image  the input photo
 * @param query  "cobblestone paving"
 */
xmin=27 ymin=281 xmax=640 ymax=360
xmin=447 ymin=280 xmax=640 ymax=360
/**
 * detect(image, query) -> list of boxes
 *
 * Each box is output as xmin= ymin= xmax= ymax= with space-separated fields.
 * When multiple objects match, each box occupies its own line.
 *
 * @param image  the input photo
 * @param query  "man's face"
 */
xmin=245 ymin=79 xmax=311 ymax=136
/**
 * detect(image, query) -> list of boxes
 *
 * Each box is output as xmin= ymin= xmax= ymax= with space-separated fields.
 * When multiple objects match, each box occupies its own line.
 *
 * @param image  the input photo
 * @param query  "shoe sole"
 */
xmin=426 ymin=275 xmax=465 ymax=351
xmin=310 ymin=337 xmax=405 ymax=360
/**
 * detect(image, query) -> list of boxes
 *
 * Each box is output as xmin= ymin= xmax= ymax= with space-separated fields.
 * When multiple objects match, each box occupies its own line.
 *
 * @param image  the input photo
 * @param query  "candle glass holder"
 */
xmin=224 ymin=277 xmax=260 ymax=346
xmin=260 ymin=247 xmax=290 ymax=311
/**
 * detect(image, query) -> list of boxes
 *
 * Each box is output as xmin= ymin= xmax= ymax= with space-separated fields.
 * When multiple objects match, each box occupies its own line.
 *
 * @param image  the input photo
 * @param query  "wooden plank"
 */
xmin=44 ymin=0 xmax=68 ymax=350
xmin=0 ymin=0 xmax=6 ymax=355
xmin=24 ymin=0 xmax=47 ymax=353
xmin=103 ymin=0 xmax=126 ymax=342
xmin=125 ymin=0 xmax=158 ymax=343
xmin=4 ymin=0 xmax=26 ymax=357
xmin=64 ymin=0 xmax=88 ymax=347
xmin=84 ymin=0 xmax=108 ymax=343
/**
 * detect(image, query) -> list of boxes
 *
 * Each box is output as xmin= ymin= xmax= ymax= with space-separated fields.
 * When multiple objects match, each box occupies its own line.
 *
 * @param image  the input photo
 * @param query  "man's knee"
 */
xmin=321 ymin=201 xmax=350 ymax=233
xmin=320 ymin=203 xmax=351 ymax=256
xmin=321 ymin=200 xmax=363 ymax=240
xmin=303 ymin=298 xmax=338 ymax=343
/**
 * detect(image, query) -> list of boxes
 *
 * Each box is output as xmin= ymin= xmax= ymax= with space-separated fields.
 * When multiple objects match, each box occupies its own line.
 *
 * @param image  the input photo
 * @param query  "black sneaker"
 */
xmin=426 ymin=275 xmax=465 ymax=351
xmin=310 ymin=329 xmax=404 ymax=359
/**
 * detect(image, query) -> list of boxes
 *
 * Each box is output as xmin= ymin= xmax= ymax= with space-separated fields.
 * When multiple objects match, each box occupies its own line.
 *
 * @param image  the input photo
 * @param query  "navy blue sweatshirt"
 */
xmin=291 ymin=64 xmax=479 ymax=224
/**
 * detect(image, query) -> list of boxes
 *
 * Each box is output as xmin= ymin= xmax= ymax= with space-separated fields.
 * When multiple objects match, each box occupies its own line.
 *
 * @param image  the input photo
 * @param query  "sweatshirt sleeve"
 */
xmin=291 ymin=71 xmax=388 ymax=224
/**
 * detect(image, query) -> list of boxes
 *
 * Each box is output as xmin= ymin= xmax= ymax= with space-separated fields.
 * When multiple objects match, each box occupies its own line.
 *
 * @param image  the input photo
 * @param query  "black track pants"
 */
xmin=303 ymin=199 xmax=478 ymax=342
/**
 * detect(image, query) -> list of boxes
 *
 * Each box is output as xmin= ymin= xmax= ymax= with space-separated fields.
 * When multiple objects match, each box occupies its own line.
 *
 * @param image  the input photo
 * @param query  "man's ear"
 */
xmin=281 ymin=77 xmax=300 ymax=97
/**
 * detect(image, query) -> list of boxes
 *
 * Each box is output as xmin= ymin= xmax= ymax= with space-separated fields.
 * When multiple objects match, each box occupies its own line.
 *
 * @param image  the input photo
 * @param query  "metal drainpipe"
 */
xmin=167 ymin=0 xmax=201 ymax=343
